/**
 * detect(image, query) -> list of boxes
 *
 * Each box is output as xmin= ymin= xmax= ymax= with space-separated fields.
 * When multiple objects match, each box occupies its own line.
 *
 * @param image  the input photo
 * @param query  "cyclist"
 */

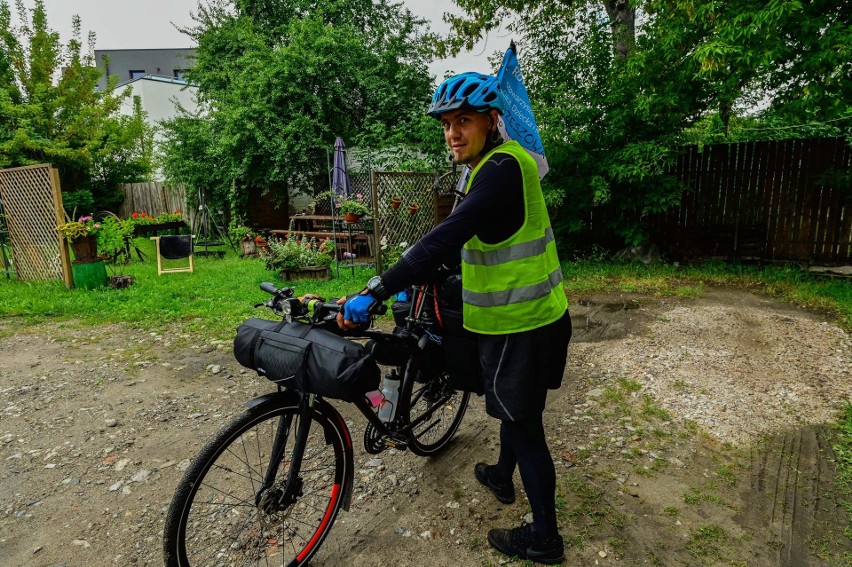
xmin=338 ymin=71 xmax=571 ymax=565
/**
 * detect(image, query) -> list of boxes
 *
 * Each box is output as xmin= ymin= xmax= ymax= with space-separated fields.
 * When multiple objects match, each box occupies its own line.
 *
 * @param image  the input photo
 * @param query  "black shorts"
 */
xmin=478 ymin=310 xmax=572 ymax=421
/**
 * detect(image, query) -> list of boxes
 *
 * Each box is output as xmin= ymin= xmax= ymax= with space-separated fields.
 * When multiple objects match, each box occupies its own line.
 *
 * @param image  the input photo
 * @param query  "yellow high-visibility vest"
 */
xmin=461 ymin=140 xmax=567 ymax=334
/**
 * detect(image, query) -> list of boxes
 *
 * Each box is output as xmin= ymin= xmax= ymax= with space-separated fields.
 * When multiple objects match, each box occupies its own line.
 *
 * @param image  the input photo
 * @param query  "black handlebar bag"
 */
xmin=234 ymin=318 xmax=380 ymax=401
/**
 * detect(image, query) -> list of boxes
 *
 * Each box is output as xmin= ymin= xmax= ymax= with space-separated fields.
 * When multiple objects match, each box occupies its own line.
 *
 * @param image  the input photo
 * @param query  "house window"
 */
xmin=129 ymin=70 xmax=145 ymax=79
xmin=173 ymin=69 xmax=186 ymax=80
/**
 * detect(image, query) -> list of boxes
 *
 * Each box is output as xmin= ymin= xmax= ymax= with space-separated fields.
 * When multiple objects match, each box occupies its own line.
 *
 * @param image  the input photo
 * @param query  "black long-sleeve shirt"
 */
xmin=380 ymin=152 xmax=525 ymax=297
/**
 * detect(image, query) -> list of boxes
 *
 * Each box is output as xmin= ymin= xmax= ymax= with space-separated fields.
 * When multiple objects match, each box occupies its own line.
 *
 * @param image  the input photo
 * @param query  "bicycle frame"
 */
xmin=245 ymin=281 xmax=455 ymax=510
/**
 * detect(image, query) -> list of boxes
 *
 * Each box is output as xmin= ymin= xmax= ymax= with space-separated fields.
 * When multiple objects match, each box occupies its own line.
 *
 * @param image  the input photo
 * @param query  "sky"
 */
xmin=17 ymin=0 xmax=507 ymax=83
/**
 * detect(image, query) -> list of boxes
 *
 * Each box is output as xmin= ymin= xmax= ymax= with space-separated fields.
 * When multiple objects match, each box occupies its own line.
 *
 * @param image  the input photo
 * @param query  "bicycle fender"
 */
xmin=244 ymin=390 xmax=302 ymax=411
xmin=312 ymin=398 xmax=356 ymax=512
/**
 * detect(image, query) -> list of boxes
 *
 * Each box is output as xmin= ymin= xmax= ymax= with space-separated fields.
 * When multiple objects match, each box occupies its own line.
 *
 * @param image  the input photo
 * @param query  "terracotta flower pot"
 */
xmin=390 ymin=198 xmax=402 ymax=210
xmin=344 ymin=212 xmax=363 ymax=223
xmin=408 ymin=204 xmax=420 ymax=216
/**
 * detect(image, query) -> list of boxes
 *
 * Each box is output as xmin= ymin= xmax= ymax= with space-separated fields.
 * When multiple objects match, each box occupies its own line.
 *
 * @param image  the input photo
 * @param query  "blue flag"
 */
xmin=496 ymin=42 xmax=548 ymax=178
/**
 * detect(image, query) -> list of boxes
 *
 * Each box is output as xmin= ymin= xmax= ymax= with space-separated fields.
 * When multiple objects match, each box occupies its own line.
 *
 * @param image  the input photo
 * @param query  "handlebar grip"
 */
xmin=319 ymin=303 xmax=343 ymax=313
xmin=260 ymin=282 xmax=278 ymax=295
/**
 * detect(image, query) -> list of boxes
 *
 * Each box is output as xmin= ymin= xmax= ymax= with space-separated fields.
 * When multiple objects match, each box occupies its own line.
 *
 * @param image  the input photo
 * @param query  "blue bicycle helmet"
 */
xmin=427 ymin=72 xmax=506 ymax=118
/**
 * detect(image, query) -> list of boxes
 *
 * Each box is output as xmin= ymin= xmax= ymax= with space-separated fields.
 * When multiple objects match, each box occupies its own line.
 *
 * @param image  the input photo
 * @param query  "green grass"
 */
xmin=685 ymin=524 xmax=729 ymax=559
xmin=0 ymin=238 xmax=376 ymax=340
xmin=4 ymin=251 xmax=849 ymax=337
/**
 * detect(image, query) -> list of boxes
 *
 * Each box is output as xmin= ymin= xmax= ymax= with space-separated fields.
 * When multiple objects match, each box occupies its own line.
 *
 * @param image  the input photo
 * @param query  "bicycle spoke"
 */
xmin=165 ymin=402 xmax=348 ymax=567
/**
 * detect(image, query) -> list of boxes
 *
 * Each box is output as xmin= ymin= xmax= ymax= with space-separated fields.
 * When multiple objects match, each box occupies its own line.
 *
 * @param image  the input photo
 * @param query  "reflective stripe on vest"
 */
xmin=461 ymin=227 xmax=555 ymax=266
xmin=462 ymin=267 xmax=564 ymax=307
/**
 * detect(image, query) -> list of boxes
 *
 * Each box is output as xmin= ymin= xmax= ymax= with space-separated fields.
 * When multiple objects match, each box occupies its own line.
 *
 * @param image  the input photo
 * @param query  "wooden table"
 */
xmin=289 ymin=214 xmax=334 ymax=232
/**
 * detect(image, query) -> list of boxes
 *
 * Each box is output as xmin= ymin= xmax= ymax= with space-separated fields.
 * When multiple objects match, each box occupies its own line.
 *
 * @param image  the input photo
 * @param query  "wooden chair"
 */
xmin=150 ymin=235 xmax=194 ymax=275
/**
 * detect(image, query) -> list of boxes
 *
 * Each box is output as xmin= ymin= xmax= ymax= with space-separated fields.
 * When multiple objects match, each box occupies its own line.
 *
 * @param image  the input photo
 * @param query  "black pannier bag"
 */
xmin=439 ymin=306 xmax=484 ymax=395
xmin=233 ymin=318 xmax=380 ymax=402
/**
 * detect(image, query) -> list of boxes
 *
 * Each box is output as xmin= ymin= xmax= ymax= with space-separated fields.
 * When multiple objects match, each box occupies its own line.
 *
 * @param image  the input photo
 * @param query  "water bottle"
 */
xmin=377 ymin=370 xmax=400 ymax=422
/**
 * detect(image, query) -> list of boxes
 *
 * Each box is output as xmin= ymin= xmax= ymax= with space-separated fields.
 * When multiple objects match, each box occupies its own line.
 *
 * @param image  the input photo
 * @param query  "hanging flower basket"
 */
xmin=408 ymin=203 xmax=420 ymax=216
xmin=69 ymin=234 xmax=99 ymax=263
xmin=344 ymin=212 xmax=363 ymax=223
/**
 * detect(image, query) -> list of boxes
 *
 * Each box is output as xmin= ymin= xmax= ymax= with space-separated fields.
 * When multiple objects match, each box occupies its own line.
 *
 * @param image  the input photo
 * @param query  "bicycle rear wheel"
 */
xmin=163 ymin=398 xmax=350 ymax=567
xmin=405 ymin=370 xmax=469 ymax=456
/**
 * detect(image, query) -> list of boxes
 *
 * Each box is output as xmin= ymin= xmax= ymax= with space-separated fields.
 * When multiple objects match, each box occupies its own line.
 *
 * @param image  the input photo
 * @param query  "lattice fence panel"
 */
xmin=316 ymin=172 xmax=374 ymax=215
xmin=0 ymin=164 xmax=71 ymax=283
xmin=372 ymin=172 xmax=437 ymax=273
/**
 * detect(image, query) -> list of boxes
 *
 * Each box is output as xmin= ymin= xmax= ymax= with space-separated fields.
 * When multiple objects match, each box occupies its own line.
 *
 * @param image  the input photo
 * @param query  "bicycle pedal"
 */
xmin=382 ymin=437 xmax=407 ymax=451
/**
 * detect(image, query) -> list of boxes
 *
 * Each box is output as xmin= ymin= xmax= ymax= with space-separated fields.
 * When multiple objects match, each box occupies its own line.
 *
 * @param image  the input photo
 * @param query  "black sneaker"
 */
xmin=487 ymin=524 xmax=565 ymax=565
xmin=474 ymin=462 xmax=515 ymax=504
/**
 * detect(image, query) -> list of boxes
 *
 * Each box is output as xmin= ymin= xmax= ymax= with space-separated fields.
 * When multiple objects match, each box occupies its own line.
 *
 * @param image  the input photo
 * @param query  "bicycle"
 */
xmin=163 ymin=280 xmax=472 ymax=566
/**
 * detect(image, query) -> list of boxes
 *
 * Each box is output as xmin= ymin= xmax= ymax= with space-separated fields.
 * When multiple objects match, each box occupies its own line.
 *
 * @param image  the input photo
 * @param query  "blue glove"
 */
xmin=343 ymin=292 xmax=378 ymax=324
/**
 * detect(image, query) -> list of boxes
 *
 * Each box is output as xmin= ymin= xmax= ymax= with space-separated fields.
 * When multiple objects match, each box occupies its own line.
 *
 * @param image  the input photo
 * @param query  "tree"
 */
xmin=163 ymin=0 xmax=444 ymax=219
xmin=0 ymin=0 xmax=153 ymax=212
xmin=439 ymin=0 xmax=851 ymax=247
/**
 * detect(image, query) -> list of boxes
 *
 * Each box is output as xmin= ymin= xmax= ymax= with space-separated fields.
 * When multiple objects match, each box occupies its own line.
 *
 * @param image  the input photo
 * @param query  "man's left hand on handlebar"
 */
xmin=336 ymin=291 xmax=379 ymax=330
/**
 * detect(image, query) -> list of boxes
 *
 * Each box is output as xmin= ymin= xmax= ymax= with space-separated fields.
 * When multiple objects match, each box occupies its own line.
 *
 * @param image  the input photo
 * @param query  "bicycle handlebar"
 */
xmin=259 ymin=282 xmax=279 ymax=295
xmin=257 ymin=282 xmax=387 ymax=321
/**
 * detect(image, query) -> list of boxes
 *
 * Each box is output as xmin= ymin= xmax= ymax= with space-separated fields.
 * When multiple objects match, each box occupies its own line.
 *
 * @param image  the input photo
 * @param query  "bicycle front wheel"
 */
xmin=405 ymin=370 xmax=470 ymax=456
xmin=163 ymin=398 xmax=350 ymax=567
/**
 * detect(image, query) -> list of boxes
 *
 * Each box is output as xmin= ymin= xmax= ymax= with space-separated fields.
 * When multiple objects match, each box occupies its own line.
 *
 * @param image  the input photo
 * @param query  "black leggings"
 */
xmin=495 ymin=416 xmax=558 ymax=537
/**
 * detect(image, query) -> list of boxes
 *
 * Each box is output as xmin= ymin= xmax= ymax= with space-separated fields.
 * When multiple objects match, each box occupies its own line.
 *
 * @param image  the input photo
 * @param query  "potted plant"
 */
xmin=389 ymin=196 xmax=402 ymax=210
xmin=229 ymin=221 xmax=258 ymax=257
xmin=263 ymin=234 xmax=334 ymax=280
xmin=408 ymin=203 xmax=420 ymax=216
xmin=96 ymin=213 xmax=135 ymax=288
xmin=56 ymin=214 xmax=102 ymax=263
xmin=335 ymin=193 xmax=370 ymax=223
xmin=254 ymin=235 xmax=270 ymax=256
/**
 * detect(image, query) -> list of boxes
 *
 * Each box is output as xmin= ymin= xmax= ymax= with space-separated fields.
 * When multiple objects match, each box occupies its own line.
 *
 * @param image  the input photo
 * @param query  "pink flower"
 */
xmin=356 ymin=193 xmax=363 ymax=200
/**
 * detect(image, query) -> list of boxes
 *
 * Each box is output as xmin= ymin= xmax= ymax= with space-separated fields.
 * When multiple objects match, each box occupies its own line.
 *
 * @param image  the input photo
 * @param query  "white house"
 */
xmin=116 ymin=75 xmax=199 ymax=180
xmin=116 ymin=75 xmax=198 ymax=126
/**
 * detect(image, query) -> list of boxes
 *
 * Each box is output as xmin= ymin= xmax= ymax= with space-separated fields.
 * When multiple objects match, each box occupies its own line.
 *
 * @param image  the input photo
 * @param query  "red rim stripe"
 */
xmin=295 ymin=483 xmax=341 ymax=563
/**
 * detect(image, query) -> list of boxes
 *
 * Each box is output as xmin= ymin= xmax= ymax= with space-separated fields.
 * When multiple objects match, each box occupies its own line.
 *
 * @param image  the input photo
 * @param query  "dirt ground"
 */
xmin=1 ymin=286 xmax=850 ymax=567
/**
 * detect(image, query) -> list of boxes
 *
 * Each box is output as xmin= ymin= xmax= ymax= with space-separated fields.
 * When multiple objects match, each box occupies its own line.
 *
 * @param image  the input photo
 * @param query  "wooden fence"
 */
xmin=117 ymin=182 xmax=195 ymax=227
xmin=648 ymin=137 xmax=851 ymax=263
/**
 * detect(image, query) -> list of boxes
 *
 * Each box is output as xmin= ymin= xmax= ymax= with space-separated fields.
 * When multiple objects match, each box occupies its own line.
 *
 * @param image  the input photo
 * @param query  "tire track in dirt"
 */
xmin=742 ymin=427 xmax=843 ymax=567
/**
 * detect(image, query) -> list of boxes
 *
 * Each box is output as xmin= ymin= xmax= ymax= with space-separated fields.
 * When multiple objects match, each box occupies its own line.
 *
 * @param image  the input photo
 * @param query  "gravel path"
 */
xmin=1 ymin=286 xmax=849 ymax=566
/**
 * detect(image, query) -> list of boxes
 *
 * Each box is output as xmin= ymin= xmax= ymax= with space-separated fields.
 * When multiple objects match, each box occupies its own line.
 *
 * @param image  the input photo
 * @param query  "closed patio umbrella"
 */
xmin=331 ymin=137 xmax=351 ymax=198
